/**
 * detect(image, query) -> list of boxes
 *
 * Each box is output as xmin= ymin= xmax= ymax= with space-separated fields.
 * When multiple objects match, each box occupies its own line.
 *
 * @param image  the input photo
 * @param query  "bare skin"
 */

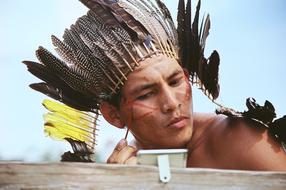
xmin=189 ymin=113 xmax=286 ymax=170
xmin=101 ymin=55 xmax=286 ymax=170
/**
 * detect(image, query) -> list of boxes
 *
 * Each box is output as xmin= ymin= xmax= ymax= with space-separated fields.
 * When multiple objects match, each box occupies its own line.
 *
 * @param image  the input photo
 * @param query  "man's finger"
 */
xmin=116 ymin=146 xmax=137 ymax=164
xmin=107 ymin=139 xmax=128 ymax=163
xmin=114 ymin=139 xmax=127 ymax=152
xmin=124 ymin=156 xmax=137 ymax=165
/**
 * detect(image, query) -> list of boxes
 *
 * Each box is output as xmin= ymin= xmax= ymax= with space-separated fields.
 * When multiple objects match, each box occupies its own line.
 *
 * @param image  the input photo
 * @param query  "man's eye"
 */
xmin=169 ymin=77 xmax=182 ymax=87
xmin=137 ymin=92 xmax=153 ymax=100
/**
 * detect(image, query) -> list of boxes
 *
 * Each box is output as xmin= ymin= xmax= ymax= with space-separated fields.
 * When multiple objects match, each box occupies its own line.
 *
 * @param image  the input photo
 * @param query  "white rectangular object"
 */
xmin=137 ymin=149 xmax=188 ymax=168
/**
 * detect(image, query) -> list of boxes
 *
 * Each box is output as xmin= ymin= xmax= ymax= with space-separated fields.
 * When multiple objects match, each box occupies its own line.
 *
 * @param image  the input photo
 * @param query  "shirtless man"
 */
xmin=102 ymin=55 xmax=286 ymax=170
xmin=24 ymin=0 xmax=286 ymax=170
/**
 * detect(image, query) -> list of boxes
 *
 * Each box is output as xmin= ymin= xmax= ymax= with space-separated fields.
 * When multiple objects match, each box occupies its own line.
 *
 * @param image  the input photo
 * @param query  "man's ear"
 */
xmin=100 ymin=102 xmax=125 ymax=129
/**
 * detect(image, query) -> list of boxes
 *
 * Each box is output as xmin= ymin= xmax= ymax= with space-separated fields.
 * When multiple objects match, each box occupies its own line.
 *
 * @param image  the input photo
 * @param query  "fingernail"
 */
xmin=119 ymin=139 xmax=126 ymax=147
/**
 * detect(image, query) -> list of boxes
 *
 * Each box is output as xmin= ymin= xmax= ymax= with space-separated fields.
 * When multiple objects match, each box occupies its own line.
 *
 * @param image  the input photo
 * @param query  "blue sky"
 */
xmin=1 ymin=0 xmax=286 ymax=162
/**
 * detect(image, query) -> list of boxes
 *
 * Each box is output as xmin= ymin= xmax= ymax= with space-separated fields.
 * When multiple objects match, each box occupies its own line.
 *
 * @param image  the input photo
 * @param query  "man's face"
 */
xmin=118 ymin=55 xmax=193 ymax=148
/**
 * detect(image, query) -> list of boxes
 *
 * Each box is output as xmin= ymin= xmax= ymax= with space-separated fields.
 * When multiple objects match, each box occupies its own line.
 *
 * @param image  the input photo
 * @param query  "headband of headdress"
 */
xmin=23 ymin=0 xmax=220 ymax=161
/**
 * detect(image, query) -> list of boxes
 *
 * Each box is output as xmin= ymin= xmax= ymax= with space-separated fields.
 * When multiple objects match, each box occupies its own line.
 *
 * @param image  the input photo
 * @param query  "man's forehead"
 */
xmin=132 ymin=55 xmax=181 ymax=76
xmin=122 ymin=55 xmax=183 ymax=95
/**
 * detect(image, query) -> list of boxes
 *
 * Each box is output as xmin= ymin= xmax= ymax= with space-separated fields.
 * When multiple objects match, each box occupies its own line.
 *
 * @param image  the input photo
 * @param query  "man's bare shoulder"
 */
xmin=201 ymin=114 xmax=286 ymax=170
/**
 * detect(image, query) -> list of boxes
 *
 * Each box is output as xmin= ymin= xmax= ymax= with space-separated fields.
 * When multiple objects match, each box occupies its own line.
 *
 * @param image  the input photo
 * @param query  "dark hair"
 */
xmin=104 ymin=90 xmax=122 ymax=109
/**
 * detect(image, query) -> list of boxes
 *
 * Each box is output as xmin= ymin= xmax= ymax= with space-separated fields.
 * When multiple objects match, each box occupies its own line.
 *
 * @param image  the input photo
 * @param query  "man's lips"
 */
xmin=167 ymin=117 xmax=189 ymax=129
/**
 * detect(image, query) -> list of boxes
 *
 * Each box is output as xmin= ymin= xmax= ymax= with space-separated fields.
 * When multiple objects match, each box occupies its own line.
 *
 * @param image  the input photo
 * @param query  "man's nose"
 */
xmin=161 ymin=87 xmax=179 ymax=113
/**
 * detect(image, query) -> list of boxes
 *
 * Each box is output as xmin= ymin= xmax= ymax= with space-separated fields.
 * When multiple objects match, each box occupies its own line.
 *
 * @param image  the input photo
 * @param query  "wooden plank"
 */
xmin=0 ymin=162 xmax=286 ymax=190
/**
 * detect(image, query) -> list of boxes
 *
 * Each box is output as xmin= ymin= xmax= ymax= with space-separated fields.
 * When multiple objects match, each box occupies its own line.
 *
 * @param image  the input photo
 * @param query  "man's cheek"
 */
xmin=119 ymin=99 xmax=136 ymax=126
xmin=184 ymin=75 xmax=191 ymax=102
xmin=131 ymin=102 xmax=159 ymax=121
xmin=175 ymin=81 xmax=191 ymax=103
xmin=120 ymin=100 xmax=159 ymax=126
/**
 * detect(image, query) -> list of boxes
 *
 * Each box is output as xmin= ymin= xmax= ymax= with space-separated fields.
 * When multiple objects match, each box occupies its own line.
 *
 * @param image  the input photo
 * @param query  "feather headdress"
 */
xmin=23 ymin=0 xmax=221 ymax=161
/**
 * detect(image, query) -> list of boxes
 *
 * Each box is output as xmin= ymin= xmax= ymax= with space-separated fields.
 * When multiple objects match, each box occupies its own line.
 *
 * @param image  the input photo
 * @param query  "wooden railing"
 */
xmin=1 ymin=162 xmax=286 ymax=189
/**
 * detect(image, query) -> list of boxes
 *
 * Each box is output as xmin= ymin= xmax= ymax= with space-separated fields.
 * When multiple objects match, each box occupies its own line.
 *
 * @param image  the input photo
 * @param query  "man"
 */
xmin=24 ymin=0 xmax=286 ymax=170
xmin=102 ymin=54 xmax=286 ymax=170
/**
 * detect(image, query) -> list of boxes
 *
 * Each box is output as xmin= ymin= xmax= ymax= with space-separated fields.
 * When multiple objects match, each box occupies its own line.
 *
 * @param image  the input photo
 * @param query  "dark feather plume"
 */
xmin=184 ymin=0 xmax=192 ymax=75
xmin=192 ymin=0 xmax=201 ymax=38
xmin=191 ymin=0 xmax=201 ymax=79
xmin=217 ymin=98 xmax=286 ymax=149
xmin=200 ymin=14 xmax=210 ymax=51
xmin=205 ymin=50 xmax=220 ymax=99
xmin=79 ymin=0 xmax=149 ymax=41
xmin=23 ymin=61 xmax=60 ymax=84
xmin=177 ymin=0 xmax=186 ymax=64
xmin=154 ymin=0 xmax=178 ymax=45
xmin=30 ymin=82 xmax=98 ymax=112
xmin=177 ymin=0 xmax=220 ymax=100
xmin=22 ymin=59 xmax=99 ymax=112
xmin=155 ymin=0 xmax=173 ymax=21
xmin=61 ymin=138 xmax=94 ymax=162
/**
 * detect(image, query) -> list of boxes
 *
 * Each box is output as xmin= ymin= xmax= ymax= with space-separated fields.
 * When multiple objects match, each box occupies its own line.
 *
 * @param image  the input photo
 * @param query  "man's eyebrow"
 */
xmin=130 ymin=69 xmax=183 ymax=96
xmin=167 ymin=69 xmax=183 ymax=80
xmin=131 ymin=83 xmax=157 ymax=96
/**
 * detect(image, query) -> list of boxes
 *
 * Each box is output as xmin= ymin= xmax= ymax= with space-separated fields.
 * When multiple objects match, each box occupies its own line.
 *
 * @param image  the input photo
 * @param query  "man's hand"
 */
xmin=107 ymin=139 xmax=137 ymax=165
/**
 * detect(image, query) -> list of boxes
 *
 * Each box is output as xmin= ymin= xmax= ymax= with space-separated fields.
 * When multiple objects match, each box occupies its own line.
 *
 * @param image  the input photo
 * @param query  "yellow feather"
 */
xmin=42 ymin=99 xmax=95 ymax=123
xmin=42 ymin=99 xmax=97 ymax=150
